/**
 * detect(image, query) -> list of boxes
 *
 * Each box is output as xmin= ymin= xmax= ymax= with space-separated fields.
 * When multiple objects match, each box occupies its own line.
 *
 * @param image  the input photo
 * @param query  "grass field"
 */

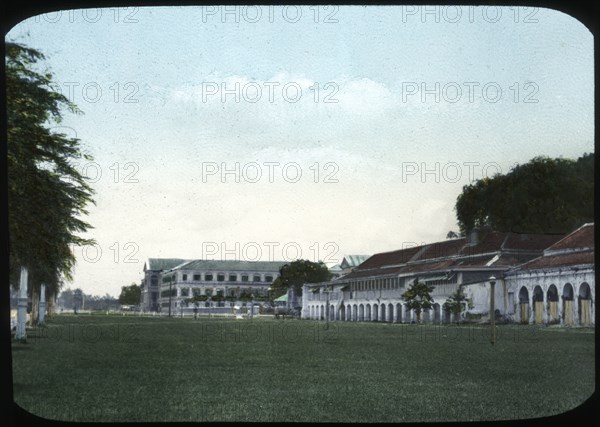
xmin=11 ymin=315 xmax=595 ymax=422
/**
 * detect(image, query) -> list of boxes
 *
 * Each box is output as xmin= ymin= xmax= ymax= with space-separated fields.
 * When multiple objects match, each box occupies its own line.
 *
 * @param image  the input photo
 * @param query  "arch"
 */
xmin=395 ymin=303 xmax=402 ymax=323
xmin=380 ymin=304 xmax=386 ymax=322
xmin=432 ymin=303 xmax=441 ymax=323
xmin=346 ymin=304 xmax=351 ymax=321
xmin=330 ymin=304 xmax=335 ymax=321
xmin=562 ymin=283 xmax=574 ymax=325
xmin=352 ymin=304 xmax=358 ymax=321
xmin=518 ymin=287 xmax=530 ymax=324
xmin=365 ymin=304 xmax=372 ymax=321
xmin=387 ymin=303 xmax=394 ymax=323
xmin=547 ymin=285 xmax=559 ymax=324
xmin=579 ymin=283 xmax=592 ymax=326
xmin=372 ymin=304 xmax=379 ymax=321
xmin=339 ymin=304 xmax=345 ymax=321
xmin=359 ymin=304 xmax=365 ymax=321
xmin=532 ymin=285 xmax=544 ymax=324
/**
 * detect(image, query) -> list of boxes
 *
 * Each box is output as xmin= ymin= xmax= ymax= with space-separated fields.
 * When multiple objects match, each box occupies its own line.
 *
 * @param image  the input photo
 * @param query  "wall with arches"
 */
xmin=505 ymin=268 xmax=594 ymax=326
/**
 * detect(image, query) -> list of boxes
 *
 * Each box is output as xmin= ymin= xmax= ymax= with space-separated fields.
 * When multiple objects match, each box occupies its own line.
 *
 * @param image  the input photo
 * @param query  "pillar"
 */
xmin=38 ymin=284 xmax=47 ymax=326
xmin=16 ymin=267 xmax=28 ymax=341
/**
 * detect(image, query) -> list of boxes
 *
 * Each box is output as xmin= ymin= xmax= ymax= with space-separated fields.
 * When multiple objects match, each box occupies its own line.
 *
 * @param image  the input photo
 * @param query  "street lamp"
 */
xmin=489 ymin=276 xmax=496 ymax=345
xmin=323 ymin=285 xmax=332 ymax=330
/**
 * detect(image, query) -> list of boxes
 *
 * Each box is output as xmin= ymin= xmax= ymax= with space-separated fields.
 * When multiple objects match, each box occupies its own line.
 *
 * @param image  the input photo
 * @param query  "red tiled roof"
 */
xmin=546 ymin=223 xmax=594 ymax=251
xmin=341 ymin=230 xmax=567 ymax=281
xmin=517 ymin=250 xmax=594 ymax=270
xmin=357 ymin=245 xmax=425 ymax=270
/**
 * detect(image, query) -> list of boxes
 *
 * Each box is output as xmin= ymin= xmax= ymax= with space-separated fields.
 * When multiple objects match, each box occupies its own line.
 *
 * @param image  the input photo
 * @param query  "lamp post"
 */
xmin=168 ymin=274 xmax=174 ymax=317
xmin=323 ymin=285 xmax=332 ymax=330
xmin=489 ymin=276 xmax=496 ymax=345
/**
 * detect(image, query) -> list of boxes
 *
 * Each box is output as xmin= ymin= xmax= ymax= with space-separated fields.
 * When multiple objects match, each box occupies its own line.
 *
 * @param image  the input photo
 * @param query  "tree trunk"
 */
xmin=47 ymin=295 xmax=55 ymax=318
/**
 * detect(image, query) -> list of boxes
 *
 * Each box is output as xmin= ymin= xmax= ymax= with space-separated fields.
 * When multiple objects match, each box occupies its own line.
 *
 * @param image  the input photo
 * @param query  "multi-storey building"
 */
xmin=141 ymin=259 xmax=286 ymax=312
xmin=141 ymin=258 xmax=187 ymax=311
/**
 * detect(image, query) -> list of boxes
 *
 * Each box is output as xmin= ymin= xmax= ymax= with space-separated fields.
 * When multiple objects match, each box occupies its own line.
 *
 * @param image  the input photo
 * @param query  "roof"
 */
xmin=514 ymin=251 xmax=594 ymax=270
xmin=339 ymin=230 xmax=565 ymax=281
xmin=508 ymin=223 xmax=594 ymax=272
xmin=171 ymin=259 xmax=286 ymax=273
xmin=144 ymin=258 xmax=188 ymax=272
xmin=274 ymin=294 xmax=288 ymax=302
xmin=340 ymin=255 xmax=371 ymax=269
xmin=545 ymin=223 xmax=594 ymax=252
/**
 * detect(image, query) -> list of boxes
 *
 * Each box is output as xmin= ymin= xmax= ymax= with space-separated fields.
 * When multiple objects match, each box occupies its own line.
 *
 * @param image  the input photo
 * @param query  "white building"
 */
xmin=504 ymin=223 xmax=594 ymax=325
xmin=329 ymin=255 xmax=371 ymax=279
xmin=141 ymin=258 xmax=187 ymax=311
xmin=302 ymin=228 xmax=569 ymax=324
xmin=141 ymin=259 xmax=286 ymax=313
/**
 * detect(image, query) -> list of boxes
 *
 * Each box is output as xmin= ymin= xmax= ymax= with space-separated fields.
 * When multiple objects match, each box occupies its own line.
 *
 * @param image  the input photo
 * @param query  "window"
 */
xmin=182 ymin=274 xmax=187 ymax=281
xmin=253 ymin=275 xmax=261 ymax=282
xmin=217 ymin=274 xmax=225 ymax=282
xmin=193 ymin=274 xmax=201 ymax=281
xmin=265 ymin=275 xmax=273 ymax=283
xmin=205 ymin=274 xmax=213 ymax=281
xmin=150 ymin=275 xmax=158 ymax=287
xmin=229 ymin=274 xmax=237 ymax=281
xmin=181 ymin=288 xmax=189 ymax=297
xmin=192 ymin=288 xmax=202 ymax=297
xmin=242 ymin=275 xmax=249 ymax=282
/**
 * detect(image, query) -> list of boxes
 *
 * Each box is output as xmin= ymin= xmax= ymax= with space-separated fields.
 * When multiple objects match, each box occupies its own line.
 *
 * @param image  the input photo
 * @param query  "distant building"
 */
xmin=141 ymin=259 xmax=286 ymax=312
xmin=303 ymin=228 xmax=573 ymax=324
xmin=141 ymin=258 xmax=187 ymax=311
xmin=504 ymin=223 xmax=594 ymax=325
xmin=329 ymin=255 xmax=371 ymax=279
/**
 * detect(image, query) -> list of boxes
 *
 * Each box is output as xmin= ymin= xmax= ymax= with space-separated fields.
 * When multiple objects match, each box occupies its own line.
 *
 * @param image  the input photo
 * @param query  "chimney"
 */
xmin=469 ymin=227 xmax=480 ymax=245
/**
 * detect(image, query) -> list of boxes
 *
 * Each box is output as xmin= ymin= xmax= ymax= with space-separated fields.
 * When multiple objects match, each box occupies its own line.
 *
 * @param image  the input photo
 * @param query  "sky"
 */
xmin=6 ymin=6 xmax=594 ymax=297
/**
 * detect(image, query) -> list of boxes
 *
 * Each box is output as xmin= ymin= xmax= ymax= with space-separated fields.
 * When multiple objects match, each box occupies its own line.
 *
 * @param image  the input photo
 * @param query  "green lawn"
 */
xmin=12 ymin=315 xmax=595 ymax=422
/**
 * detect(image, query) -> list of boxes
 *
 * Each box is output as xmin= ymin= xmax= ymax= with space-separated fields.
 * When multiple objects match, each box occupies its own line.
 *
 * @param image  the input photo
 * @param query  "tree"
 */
xmin=270 ymin=259 xmax=332 ymax=299
xmin=446 ymin=231 xmax=460 ymax=239
xmin=118 ymin=284 xmax=141 ymax=306
xmin=455 ymin=154 xmax=594 ymax=235
xmin=7 ymin=41 xmax=96 ymax=321
xmin=402 ymin=278 xmax=434 ymax=323
xmin=442 ymin=287 xmax=468 ymax=323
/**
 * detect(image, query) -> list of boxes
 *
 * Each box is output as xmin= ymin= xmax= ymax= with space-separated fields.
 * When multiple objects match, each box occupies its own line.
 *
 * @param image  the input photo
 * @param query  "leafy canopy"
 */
xmin=402 ymin=278 xmax=435 ymax=322
xmin=270 ymin=259 xmax=332 ymax=298
xmin=7 ymin=41 xmax=95 ymax=297
xmin=455 ymin=154 xmax=594 ymax=235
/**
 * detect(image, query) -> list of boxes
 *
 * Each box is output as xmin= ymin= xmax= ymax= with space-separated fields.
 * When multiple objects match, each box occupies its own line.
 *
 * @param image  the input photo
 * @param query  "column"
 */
xmin=38 ymin=284 xmax=47 ymax=326
xmin=558 ymin=292 xmax=564 ymax=326
xmin=573 ymin=284 xmax=580 ymax=326
xmin=16 ymin=267 xmax=28 ymax=341
xmin=542 ymin=286 xmax=548 ymax=324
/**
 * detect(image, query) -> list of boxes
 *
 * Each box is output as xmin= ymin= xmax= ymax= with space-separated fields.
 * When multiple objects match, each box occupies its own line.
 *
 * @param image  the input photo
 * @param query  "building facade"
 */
xmin=141 ymin=258 xmax=187 ymax=311
xmin=141 ymin=259 xmax=286 ymax=312
xmin=504 ymin=223 xmax=594 ymax=326
xmin=302 ymin=228 xmax=574 ymax=324
xmin=329 ymin=255 xmax=371 ymax=279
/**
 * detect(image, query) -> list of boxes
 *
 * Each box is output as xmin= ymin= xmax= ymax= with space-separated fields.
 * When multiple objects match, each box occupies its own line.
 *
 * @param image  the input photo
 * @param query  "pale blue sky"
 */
xmin=7 ymin=6 xmax=594 ymax=296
